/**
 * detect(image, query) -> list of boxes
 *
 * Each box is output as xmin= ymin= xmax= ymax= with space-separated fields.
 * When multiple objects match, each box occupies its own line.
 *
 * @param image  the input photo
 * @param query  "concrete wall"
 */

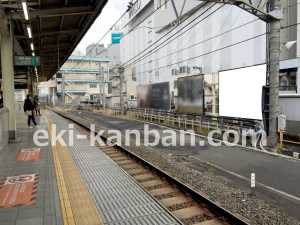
xmin=0 ymin=108 xmax=9 ymax=151
xmin=86 ymin=44 xmax=106 ymax=58
xmin=281 ymin=0 xmax=298 ymax=61
xmin=279 ymin=96 xmax=300 ymax=132
xmin=279 ymin=96 xmax=300 ymax=121
xmin=62 ymin=59 xmax=109 ymax=71
xmin=107 ymin=44 xmax=121 ymax=64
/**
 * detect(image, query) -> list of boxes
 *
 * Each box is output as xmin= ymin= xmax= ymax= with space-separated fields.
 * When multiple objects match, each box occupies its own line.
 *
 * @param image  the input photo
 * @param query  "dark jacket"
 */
xmin=24 ymin=99 xmax=35 ymax=112
xmin=0 ymin=98 xmax=3 ymax=108
xmin=34 ymin=98 xmax=39 ymax=106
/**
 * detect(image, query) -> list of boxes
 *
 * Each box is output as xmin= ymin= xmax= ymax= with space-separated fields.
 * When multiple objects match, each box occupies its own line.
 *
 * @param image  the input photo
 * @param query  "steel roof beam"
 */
xmin=42 ymin=53 xmax=67 ymax=57
xmin=42 ymin=42 xmax=72 ymax=50
xmin=195 ymin=0 xmax=281 ymax=22
xmin=15 ymin=28 xmax=80 ymax=39
xmin=10 ymin=6 xmax=95 ymax=19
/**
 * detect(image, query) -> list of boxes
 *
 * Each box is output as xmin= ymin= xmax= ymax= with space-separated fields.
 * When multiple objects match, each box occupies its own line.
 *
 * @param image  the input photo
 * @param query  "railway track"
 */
xmin=48 ymin=108 xmax=250 ymax=225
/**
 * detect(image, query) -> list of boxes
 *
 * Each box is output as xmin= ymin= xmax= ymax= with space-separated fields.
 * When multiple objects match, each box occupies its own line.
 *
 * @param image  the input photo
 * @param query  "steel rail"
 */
xmin=47 ymin=107 xmax=250 ymax=225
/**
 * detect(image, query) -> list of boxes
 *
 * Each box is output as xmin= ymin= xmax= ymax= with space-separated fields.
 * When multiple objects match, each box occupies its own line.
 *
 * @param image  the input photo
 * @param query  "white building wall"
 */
xmin=121 ymin=1 xmax=266 ymax=85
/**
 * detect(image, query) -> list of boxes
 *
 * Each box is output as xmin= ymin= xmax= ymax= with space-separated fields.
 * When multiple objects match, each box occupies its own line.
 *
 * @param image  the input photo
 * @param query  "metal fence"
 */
xmin=57 ymin=104 xmax=263 ymax=147
xmin=280 ymin=130 xmax=300 ymax=148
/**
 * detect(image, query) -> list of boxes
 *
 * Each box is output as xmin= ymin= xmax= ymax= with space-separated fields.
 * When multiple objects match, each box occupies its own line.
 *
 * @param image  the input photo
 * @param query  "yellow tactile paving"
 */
xmin=44 ymin=110 xmax=104 ymax=225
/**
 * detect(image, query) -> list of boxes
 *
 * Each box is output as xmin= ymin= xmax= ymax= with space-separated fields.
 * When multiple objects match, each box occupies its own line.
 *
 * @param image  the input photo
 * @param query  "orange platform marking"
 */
xmin=0 ymin=173 xmax=39 ymax=208
xmin=13 ymin=148 xmax=43 ymax=162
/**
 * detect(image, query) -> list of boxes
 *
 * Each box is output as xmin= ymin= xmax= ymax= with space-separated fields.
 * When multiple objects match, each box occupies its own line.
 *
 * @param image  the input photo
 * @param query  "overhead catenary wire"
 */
xmin=120 ymin=0 xmax=213 ymax=69
xmin=149 ymin=4 xmax=234 ymax=82
xmin=148 ymin=2 xmax=220 ymax=82
xmin=124 ymin=15 xmax=259 ymax=73
xmin=200 ymin=6 xmax=236 ymax=67
xmin=281 ymin=22 xmax=300 ymax=30
xmin=68 ymin=0 xmax=171 ymax=72
xmin=202 ymin=8 xmax=244 ymax=72
xmin=132 ymin=33 xmax=266 ymax=77
xmin=67 ymin=0 xmax=142 ymax=72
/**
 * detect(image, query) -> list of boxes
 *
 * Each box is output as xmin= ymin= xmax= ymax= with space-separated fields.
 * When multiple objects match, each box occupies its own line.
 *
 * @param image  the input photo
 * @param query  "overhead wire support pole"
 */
xmin=180 ymin=0 xmax=187 ymax=17
xmin=267 ymin=0 xmax=281 ymax=147
xmin=195 ymin=0 xmax=282 ymax=148
xmin=102 ymin=66 xmax=106 ymax=109
xmin=170 ymin=0 xmax=180 ymax=26
xmin=99 ymin=61 xmax=102 ymax=105
xmin=62 ymin=72 xmax=65 ymax=105
xmin=118 ymin=67 xmax=125 ymax=115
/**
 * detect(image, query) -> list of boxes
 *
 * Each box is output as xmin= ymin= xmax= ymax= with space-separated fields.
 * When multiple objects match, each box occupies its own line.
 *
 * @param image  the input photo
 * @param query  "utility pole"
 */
xmin=118 ymin=67 xmax=125 ymax=115
xmin=212 ymin=73 xmax=216 ymax=116
xmin=267 ymin=0 xmax=281 ymax=147
xmin=99 ymin=62 xmax=102 ymax=105
xmin=102 ymin=66 xmax=106 ymax=109
xmin=62 ymin=72 xmax=65 ymax=105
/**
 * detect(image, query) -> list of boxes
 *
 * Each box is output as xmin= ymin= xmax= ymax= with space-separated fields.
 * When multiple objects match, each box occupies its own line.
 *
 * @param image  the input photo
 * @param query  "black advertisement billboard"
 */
xmin=137 ymin=82 xmax=170 ymax=110
xmin=178 ymin=75 xmax=204 ymax=114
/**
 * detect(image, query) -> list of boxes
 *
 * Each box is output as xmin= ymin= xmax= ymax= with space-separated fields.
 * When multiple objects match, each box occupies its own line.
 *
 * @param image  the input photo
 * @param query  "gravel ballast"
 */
xmin=50 ymin=108 xmax=299 ymax=225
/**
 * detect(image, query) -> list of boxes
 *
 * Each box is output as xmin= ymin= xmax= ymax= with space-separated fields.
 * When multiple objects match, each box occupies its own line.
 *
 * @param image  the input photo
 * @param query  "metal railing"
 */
xmin=125 ymin=108 xmax=261 ymax=146
xmin=56 ymin=104 xmax=263 ymax=147
xmin=280 ymin=129 xmax=300 ymax=148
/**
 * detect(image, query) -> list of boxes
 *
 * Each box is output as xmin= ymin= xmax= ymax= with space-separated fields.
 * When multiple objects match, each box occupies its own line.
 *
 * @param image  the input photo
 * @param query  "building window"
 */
xmin=155 ymin=71 xmax=159 ymax=79
xmin=90 ymin=84 xmax=97 ymax=88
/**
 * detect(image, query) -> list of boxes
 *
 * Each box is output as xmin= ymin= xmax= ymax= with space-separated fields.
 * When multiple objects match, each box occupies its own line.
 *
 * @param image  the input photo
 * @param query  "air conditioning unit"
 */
xmin=130 ymin=93 xmax=135 ymax=100
xmin=179 ymin=66 xmax=190 ymax=74
xmin=173 ymin=80 xmax=177 ymax=89
xmin=172 ymin=69 xmax=179 ymax=76
xmin=192 ymin=67 xmax=203 ymax=74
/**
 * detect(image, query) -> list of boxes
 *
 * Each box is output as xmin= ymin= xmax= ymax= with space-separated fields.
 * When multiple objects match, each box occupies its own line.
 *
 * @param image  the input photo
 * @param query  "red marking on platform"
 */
xmin=0 ymin=173 xmax=39 ymax=208
xmin=13 ymin=148 xmax=43 ymax=162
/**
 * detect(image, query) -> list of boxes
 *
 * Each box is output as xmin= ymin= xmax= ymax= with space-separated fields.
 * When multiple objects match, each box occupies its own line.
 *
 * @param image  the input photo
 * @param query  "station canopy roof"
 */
xmin=0 ymin=0 xmax=107 ymax=81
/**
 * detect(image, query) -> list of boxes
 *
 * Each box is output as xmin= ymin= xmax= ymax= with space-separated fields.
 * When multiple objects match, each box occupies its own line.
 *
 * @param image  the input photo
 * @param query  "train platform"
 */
xmin=0 ymin=110 xmax=182 ymax=225
xmin=0 ymin=111 xmax=62 ymax=225
xmin=58 ymin=109 xmax=300 ymax=222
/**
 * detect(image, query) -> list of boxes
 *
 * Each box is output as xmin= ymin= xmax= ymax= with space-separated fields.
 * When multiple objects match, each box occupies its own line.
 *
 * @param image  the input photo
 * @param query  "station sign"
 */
xmin=14 ymin=56 xmax=41 ymax=67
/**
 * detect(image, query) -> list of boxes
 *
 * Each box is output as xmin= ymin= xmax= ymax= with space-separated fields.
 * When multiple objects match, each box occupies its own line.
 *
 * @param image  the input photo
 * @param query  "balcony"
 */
xmin=57 ymin=85 xmax=87 ymax=93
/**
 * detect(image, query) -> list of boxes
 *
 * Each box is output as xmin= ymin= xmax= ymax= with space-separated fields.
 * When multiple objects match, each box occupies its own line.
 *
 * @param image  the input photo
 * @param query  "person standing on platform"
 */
xmin=24 ymin=94 xmax=40 ymax=128
xmin=34 ymin=95 xmax=42 ymax=116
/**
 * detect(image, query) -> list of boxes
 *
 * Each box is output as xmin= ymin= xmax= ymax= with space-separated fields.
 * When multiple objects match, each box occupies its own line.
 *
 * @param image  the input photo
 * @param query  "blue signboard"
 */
xmin=111 ymin=24 xmax=123 ymax=43
xmin=112 ymin=33 xmax=123 ymax=43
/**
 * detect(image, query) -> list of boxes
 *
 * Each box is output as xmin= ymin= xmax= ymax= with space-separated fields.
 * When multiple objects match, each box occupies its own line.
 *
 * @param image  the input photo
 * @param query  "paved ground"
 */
xmin=46 ymin=110 xmax=181 ymax=225
xmin=0 ymin=111 xmax=63 ymax=225
xmin=67 ymin=110 xmax=300 ymax=222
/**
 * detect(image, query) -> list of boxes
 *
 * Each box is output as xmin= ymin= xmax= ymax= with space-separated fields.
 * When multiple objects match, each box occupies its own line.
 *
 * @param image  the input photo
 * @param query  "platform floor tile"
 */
xmin=47 ymin=110 xmax=180 ymax=225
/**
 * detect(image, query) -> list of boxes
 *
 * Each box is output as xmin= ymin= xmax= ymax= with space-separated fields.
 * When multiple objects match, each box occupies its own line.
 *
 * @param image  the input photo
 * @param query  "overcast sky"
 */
xmin=75 ymin=0 xmax=128 ymax=54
